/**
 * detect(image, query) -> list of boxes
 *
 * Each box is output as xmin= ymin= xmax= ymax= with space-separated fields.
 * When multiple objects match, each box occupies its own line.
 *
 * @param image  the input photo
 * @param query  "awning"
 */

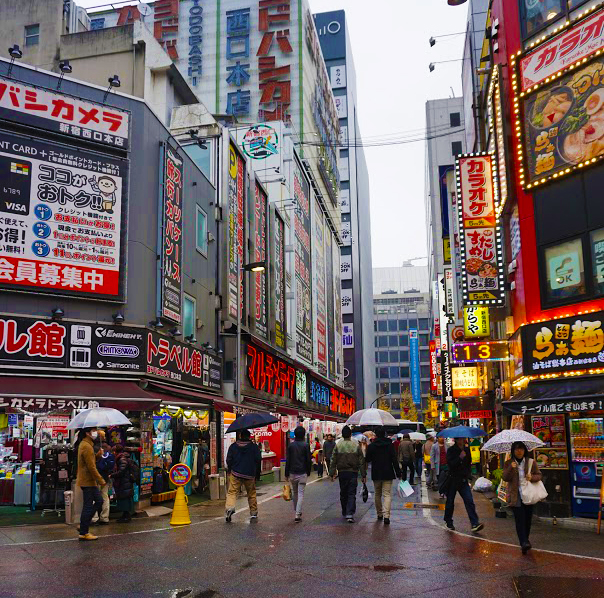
xmin=147 ymin=381 xmax=220 ymax=407
xmin=0 ymin=376 xmax=165 ymax=411
xmin=504 ymin=377 xmax=604 ymax=415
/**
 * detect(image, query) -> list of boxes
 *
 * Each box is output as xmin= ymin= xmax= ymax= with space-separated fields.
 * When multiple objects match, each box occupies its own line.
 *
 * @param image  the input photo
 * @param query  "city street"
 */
xmin=1 ymin=475 xmax=603 ymax=598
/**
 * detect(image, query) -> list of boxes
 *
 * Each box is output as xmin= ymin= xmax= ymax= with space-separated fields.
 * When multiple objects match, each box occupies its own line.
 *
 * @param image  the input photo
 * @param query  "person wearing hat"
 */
xmin=285 ymin=426 xmax=312 ymax=522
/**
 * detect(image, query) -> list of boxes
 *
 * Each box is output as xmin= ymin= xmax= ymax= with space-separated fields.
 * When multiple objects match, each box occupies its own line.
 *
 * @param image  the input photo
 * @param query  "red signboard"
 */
xmin=429 ymin=340 xmax=437 ymax=394
xmin=246 ymin=343 xmax=296 ymax=401
xmin=253 ymin=183 xmax=268 ymax=338
xmin=459 ymin=410 xmax=493 ymax=419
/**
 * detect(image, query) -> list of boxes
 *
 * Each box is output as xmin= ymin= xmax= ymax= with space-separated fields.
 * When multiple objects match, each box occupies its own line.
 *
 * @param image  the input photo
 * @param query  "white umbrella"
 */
xmin=409 ymin=432 xmax=426 ymax=441
xmin=67 ymin=407 xmax=131 ymax=430
xmin=345 ymin=408 xmax=398 ymax=426
xmin=481 ymin=429 xmax=544 ymax=454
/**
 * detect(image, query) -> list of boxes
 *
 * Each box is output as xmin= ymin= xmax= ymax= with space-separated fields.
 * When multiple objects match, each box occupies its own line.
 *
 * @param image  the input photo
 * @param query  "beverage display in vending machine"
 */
xmin=569 ymin=417 xmax=604 ymax=518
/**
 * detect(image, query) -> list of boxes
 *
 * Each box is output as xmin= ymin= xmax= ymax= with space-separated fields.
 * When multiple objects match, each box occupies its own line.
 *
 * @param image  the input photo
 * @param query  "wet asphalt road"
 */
xmin=1 ymin=476 xmax=604 ymax=598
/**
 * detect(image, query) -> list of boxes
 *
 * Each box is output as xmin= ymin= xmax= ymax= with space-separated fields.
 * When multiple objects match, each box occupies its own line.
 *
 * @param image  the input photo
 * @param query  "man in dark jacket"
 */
xmin=365 ymin=427 xmax=401 ymax=524
xmin=323 ymin=434 xmax=336 ymax=476
xmin=285 ymin=426 xmax=312 ymax=522
xmin=225 ymin=429 xmax=262 ymax=522
xmin=398 ymin=434 xmax=416 ymax=484
xmin=444 ymin=437 xmax=484 ymax=533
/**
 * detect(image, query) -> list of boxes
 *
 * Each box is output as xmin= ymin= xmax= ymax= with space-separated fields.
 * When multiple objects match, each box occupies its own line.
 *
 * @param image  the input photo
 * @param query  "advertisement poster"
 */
xmin=241 ymin=123 xmax=279 ymax=161
xmin=409 ymin=329 xmax=421 ymax=404
xmin=0 ymin=131 xmax=126 ymax=300
xmin=342 ymin=323 xmax=354 ymax=349
xmin=325 ymin=226 xmax=336 ymax=381
xmin=333 ymin=232 xmax=343 ymax=380
xmin=521 ymin=56 xmax=604 ymax=184
xmin=532 ymin=416 xmax=569 ymax=469
xmin=456 ymin=154 xmax=504 ymax=304
xmin=161 ymin=147 xmax=183 ymax=323
xmin=463 ymin=306 xmax=490 ymax=338
xmin=228 ymin=144 xmax=245 ymax=320
xmin=273 ymin=211 xmax=286 ymax=350
xmin=253 ymin=183 xmax=268 ymax=338
xmin=451 ymin=366 xmax=479 ymax=398
xmin=429 ymin=340 xmax=438 ymax=394
xmin=314 ymin=200 xmax=327 ymax=374
xmin=36 ymin=416 xmax=70 ymax=441
xmin=293 ymin=157 xmax=312 ymax=363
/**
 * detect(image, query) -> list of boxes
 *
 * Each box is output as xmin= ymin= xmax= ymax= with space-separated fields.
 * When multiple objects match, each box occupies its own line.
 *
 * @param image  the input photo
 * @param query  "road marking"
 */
xmin=403 ymin=502 xmax=445 ymax=510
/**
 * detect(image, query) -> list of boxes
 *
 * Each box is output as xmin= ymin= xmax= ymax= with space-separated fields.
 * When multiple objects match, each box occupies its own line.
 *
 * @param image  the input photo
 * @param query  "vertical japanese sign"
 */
xmin=409 ymin=329 xmax=421 ymax=405
xmin=187 ymin=0 xmax=203 ymax=87
xmin=456 ymin=154 xmax=505 ymax=305
xmin=161 ymin=147 xmax=183 ymax=323
xmin=225 ymin=7 xmax=251 ymax=117
xmin=429 ymin=340 xmax=438 ymax=394
xmin=325 ymin=226 xmax=336 ymax=381
xmin=253 ymin=182 xmax=267 ymax=338
xmin=0 ymin=131 xmax=126 ymax=300
xmin=463 ymin=306 xmax=490 ymax=338
xmin=273 ymin=211 xmax=286 ymax=350
xmin=293 ymin=157 xmax=312 ymax=363
xmin=314 ymin=200 xmax=327 ymax=374
xmin=333 ymin=234 xmax=343 ymax=380
xmin=228 ymin=143 xmax=245 ymax=321
xmin=154 ymin=0 xmax=179 ymax=59
xmin=257 ymin=0 xmax=293 ymax=121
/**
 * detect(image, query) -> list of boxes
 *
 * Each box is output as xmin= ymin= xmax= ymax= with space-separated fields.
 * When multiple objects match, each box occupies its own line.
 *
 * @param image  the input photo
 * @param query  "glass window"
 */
xmin=378 ymin=336 xmax=388 ymax=347
xmin=420 ymin=349 xmax=430 ymax=362
xmin=421 ymin=381 xmax=430 ymax=395
xmin=389 ymin=366 xmax=399 ymax=379
xmin=399 ymin=349 xmax=409 ymax=362
xmin=379 ymin=351 xmax=389 ymax=363
xmin=451 ymin=141 xmax=462 ymax=156
xmin=184 ymin=140 xmax=214 ymax=183
xmin=419 ymin=318 xmax=430 ymax=330
xmin=183 ymin=295 xmax=196 ymax=339
xmin=25 ymin=24 xmax=39 ymax=46
xmin=450 ymin=113 xmax=461 ymax=128
xmin=420 ymin=334 xmax=429 ymax=346
xmin=420 ymin=365 xmax=431 ymax=378
xmin=389 ymin=350 xmax=399 ymax=363
xmin=544 ymin=237 xmax=586 ymax=303
xmin=568 ymin=0 xmax=589 ymax=9
xmin=390 ymin=382 xmax=401 ymax=395
xmin=374 ymin=321 xmax=377 ymax=331
xmin=196 ymin=206 xmax=208 ymax=256
xmin=400 ymin=366 xmax=410 ymax=378
xmin=380 ymin=383 xmax=390 ymax=394
xmin=520 ymin=0 xmax=564 ymax=38
xmin=374 ymin=336 xmax=378 ymax=347
xmin=376 ymin=382 xmax=381 ymax=394
xmin=388 ymin=335 xmax=398 ymax=347
xmin=388 ymin=320 xmax=398 ymax=331
xmin=379 ymin=367 xmax=388 ymax=379
xmin=378 ymin=320 xmax=388 ymax=332
xmin=398 ymin=319 xmax=407 ymax=331
xmin=375 ymin=352 xmax=379 ymax=363
xmin=591 ymin=228 xmax=604 ymax=295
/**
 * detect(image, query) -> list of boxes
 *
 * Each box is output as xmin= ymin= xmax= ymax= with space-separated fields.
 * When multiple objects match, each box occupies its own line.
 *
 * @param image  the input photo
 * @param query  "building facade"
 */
xmin=315 ymin=10 xmax=375 ymax=406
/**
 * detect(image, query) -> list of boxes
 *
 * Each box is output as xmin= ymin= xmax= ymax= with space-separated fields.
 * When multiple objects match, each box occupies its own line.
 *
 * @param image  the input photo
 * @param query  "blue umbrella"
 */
xmin=226 ymin=412 xmax=279 ymax=433
xmin=437 ymin=425 xmax=486 ymax=439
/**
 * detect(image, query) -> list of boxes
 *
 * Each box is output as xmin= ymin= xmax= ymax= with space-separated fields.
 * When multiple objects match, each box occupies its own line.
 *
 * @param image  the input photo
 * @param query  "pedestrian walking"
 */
xmin=365 ymin=426 xmax=401 ymax=525
xmin=431 ymin=436 xmax=447 ymax=494
xmin=323 ymin=434 xmax=336 ymax=476
xmin=398 ymin=434 xmax=415 ymax=484
xmin=110 ymin=445 xmax=138 ymax=523
xmin=225 ymin=429 xmax=262 ymax=522
xmin=91 ymin=431 xmax=114 ymax=526
xmin=330 ymin=425 xmax=367 ymax=523
xmin=316 ymin=449 xmax=325 ymax=478
xmin=75 ymin=428 xmax=105 ymax=541
xmin=443 ymin=437 xmax=484 ymax=533
xmin=414 ymin=440 xmax=423 ymax=482
xmin=285 ymin=426 xmax=312 ymax=522
xmin=424 ymin=435 xmax=434 ymax=487
xmin=502 ymin=441 xmax=542 ymax=554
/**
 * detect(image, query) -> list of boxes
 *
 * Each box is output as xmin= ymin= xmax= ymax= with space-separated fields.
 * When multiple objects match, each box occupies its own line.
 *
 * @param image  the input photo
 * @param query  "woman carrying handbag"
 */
xmin=502 ymin=441 xmax=547 ymax=554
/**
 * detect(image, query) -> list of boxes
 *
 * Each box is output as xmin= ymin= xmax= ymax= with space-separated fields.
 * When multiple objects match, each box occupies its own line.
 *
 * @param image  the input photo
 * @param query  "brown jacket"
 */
xmin=502 ymin=458 xmax=542 ymax=507
xmin=398 ymin=439 xmax=415 ymax=463
xmin=76 ymin=436 xmax=105 ymax=488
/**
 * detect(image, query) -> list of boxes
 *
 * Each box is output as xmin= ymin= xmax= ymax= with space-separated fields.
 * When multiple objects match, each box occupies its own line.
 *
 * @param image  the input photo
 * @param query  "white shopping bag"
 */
xmin=397 ymin=479 xmax=414 ymax=498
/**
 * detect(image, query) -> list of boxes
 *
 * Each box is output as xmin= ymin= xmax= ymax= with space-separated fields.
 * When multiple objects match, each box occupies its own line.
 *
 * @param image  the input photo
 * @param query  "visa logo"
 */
xmin=5 ymin=202 xmax=26 ymax=212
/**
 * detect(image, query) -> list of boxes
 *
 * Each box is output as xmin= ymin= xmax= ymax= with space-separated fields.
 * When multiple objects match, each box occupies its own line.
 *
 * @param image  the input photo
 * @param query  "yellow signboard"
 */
xmin=451 ymin=366 xmax=479 ymax=398
xmin=464 ymin=306 xmax=490 ymax=338
xmin=443 ymin=238 xmax=451 ymax=264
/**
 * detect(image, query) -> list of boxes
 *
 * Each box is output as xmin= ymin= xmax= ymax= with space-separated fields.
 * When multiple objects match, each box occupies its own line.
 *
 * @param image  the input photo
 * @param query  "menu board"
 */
xmin=532 ymin=415 xmax=569 ymax=470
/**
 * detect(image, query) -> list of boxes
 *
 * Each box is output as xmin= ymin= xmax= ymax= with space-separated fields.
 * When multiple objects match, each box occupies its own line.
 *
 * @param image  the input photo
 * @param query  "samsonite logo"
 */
xmin=97 ymin=344 xmax=139 ymax=358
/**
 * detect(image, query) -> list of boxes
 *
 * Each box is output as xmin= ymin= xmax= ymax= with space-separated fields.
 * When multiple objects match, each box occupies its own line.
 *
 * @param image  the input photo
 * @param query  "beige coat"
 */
xmin=76 ymin=437 xmax=105 ymax=488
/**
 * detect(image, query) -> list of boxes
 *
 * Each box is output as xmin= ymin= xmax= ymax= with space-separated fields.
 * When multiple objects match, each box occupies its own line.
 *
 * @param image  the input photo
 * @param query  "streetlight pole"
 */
xmin=370 ymin=393 xmax=391 ymax=408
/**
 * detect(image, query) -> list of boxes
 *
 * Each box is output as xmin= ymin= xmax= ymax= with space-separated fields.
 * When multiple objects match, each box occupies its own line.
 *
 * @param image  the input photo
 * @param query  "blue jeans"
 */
xmin=338 ymin=471 xmax=358 ymax=517
xmin=80 ymin=486 xmax=103 ymax=535
xmin=444 ymin=478 xmax=479 ymax=527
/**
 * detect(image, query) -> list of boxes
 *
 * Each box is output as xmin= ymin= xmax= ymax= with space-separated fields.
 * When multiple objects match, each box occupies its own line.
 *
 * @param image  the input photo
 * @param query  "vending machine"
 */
xmin=569 ymin=417 xmax=604 ymax=518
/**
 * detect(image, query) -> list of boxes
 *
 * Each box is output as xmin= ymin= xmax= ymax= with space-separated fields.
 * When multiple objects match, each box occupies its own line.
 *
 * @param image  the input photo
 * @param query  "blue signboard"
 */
xmin=439 ymin=165 xmax=453 ymax=238
xmin=409 ymin=328 xmax=421 ymax=405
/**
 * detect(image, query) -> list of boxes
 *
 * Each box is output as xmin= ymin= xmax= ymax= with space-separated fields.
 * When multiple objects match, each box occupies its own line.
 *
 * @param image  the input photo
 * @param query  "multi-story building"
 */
xmin=373 ymin=266 xmax=431 ymax=419
xmin=315 ymin=10 xmax=375 ymax=406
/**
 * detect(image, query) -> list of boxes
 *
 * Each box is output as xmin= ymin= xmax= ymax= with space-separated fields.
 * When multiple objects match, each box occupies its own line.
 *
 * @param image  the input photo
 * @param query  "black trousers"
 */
xmin=317 ymin=462 xmax=324 ymax=477
xmin=401 ymin=460 xmax=415 ymax=484
xmin=80 ymin=486 xmax=103 ymax=535
xmin=338 ymin=471 xmax=358 ymax=517
xmin=511 ymin=503 xmax=533 ymax=546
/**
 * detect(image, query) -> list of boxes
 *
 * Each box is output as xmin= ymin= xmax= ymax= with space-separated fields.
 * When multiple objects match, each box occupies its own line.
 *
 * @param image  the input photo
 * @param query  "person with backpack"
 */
xmin=92 ymin=430 xmax=115 ymax=525
xmin=110 ymin=445 xmax=138 ymax=523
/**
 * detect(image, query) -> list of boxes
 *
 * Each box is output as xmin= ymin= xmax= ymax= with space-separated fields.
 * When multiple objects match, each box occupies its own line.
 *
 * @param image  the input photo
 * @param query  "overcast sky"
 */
xmin=78 ymin=0 xmax=467 ymax=268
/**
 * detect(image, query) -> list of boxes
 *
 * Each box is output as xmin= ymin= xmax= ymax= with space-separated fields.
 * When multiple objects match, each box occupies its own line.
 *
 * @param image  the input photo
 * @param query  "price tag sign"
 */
xmin=169 ymin=463 xmax=192 ymax=487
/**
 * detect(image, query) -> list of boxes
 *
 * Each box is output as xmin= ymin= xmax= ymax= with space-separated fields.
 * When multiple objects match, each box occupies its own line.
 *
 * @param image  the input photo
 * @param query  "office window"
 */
xmin=389 ymin=350 xmax=399 ymax=363
xmin=419 ymin=318 xmax=430 ymax=330
xmin=420 ymin=349 xmax=430 ymax=362
xmin=25 ymin=24 xmax=39 ymax=46
xmin=379 ymin=351 xmax=389 ymax=363
xmin=399 ymin=349 xmax=409 ymax=362
xmin=390 ymin=382 xmax=401 ymax=395
xmin=378 ymin=320 xmax=388 ymax=332
xmin=520 ymin=0 xmax=564 ymax=38
xmin=379 ymin=367 xmax=388 ymax=379
xmin=399 ymin=335 xmax=408 ymax=348
xmin=388 ymin=335 xmax=398 ymax=347
xmin=184 ymin=140 xmax=214 ymax=183
xmin=380 ymin=383 xmax=390 ymax=394
xmin=375 ymin=352 xmax=379 ymax=363
xmin=374 ymin=336 xmax=378 ymax=347
xmin=398 ymin=319 xmax=408 ymax=331
xmin=378 ymin=336 xmax=388 ymax=347
xmin=376 ymin=382 xmax=381 ymax=394
xmin=420 ymin=365 xmax=431 ymax=378
xmin=374 ymin=321 xmax=377 ymax=331
xmin=388 ymin=320 xmax=398 ymax=331
xmin=420 ymin=334 xmax=429 ymax=346
xmin=450 ymin=112 xmax=461 ymax=128
xmin=183 ymin=295 xmax=196 ymax=339
xmin=421 ymin=381 xmax=430 ymax=395
xmin=543 ymin=237 xmax=586 ymax=305
xmin=196 ymin=206 xmax=208 ymax=256
xmin=452 ymin=141 xmax=462 ymax=156
xmin=400 ymin=366 xmax=410 ymax=378
xmin=389 ymin=366 xmax=399 ymax=379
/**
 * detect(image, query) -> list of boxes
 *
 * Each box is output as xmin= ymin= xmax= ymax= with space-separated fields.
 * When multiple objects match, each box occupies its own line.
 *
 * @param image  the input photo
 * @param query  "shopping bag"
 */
xmin=282 ymin=484 xmax=292 ymax=501
xmin=423 ymin=454 xmax=431 ymax=464
xmin=362 ymin=483 xmax=369 ymax=503
xmin=497 ymin=480 xmax=512 ymax=505
xmin=397 ymin=479 xmax=414 ymax=499
xmin=519 ymin=459 xmax=548 ymax=505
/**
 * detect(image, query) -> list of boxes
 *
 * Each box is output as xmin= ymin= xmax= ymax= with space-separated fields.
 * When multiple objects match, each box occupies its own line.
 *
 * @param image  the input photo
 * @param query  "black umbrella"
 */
xmin=226 ymin=412 xmax=279 ymax=433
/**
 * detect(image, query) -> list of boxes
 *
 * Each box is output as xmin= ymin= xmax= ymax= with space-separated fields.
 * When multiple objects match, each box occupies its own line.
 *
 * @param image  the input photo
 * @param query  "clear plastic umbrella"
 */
xmin=409 ymin=432 xmax=426 ymax=441
xmin=345 ymin=408 xmax=398 ymax=426
xmin=67 ymin=407 xmax=131 ymax=430
xmin=481 ymin=429 xmax=544 ymax=454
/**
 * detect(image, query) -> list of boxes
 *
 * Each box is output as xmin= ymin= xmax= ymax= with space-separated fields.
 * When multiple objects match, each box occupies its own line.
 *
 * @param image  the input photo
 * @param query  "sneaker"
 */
xmin=225 ymin=508 xmax=235 ymax=523
xmin=471 ymin=522 xmax=484 ymax=533
xmin=78 ymin=533 xmax=98 ymax=541
xmin=377 ymin=515 xmax=383 ymax=521
xmin=347 ymin=516 xmax=355 ymax=523
xmin=250 ymin=514 xmax=258 ymax=520
xmin=445 ymin=522 xmax=455 ymax=531
xmin=384 ymin=518 xmax=390 ymax=525
xmin=294 ymin=515 xmax=301 ymax=522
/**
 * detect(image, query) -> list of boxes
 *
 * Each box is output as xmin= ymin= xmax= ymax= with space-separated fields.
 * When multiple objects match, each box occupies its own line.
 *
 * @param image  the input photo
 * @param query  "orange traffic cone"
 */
xmin=170 ymin=486 xmax=191 ymax=526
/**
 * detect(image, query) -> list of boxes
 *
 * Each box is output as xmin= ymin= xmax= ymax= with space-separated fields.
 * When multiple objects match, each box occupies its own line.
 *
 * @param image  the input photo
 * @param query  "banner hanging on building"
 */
xmin=273 ymin=210 xmax=286 ymax=350
xmin=314 ymin=200 xmax=327 ymax=373
xmin=326 ymin=227 xmax=336 ymax=381
xmin=409 ymin=328 xmax=421 ymax=405
xmin=160 ymin=146 xmax=183 ymax=323
xmin=456 ymin=153 xmax=505 ymax=306
xmin=228 ymin=143 xmax=245 ymax=321
xmin=0 ymin=131 xmax=126 ymax=301
xmin=429 ymin=340 xmax=438 ymax=394
xmin=253 ymin=182 xmax=268 ymax=338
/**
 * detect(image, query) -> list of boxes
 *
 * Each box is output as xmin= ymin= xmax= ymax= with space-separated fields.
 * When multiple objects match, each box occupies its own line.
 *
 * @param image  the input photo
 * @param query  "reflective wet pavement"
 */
xmin=0 ymin=476 xmax=603 ymax=597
